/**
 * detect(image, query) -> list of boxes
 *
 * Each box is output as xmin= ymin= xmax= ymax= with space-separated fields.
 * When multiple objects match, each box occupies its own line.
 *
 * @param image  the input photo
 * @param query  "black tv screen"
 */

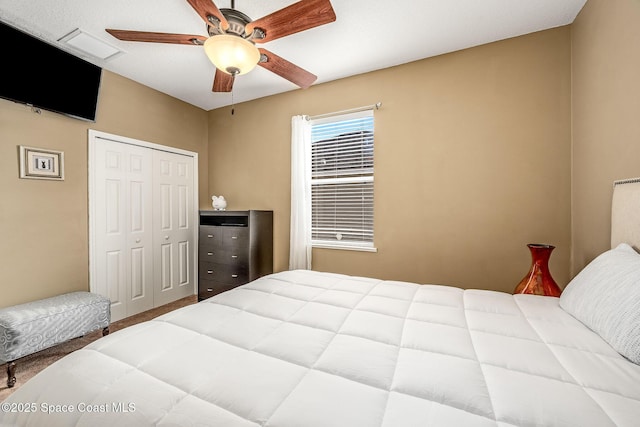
xmin=0 ymin=21 xmax=102 ymax=122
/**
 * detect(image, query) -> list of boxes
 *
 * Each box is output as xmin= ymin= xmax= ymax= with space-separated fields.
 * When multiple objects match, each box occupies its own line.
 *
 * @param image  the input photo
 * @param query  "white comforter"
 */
xmin=1 ymin=270 xmax=639 ymax=426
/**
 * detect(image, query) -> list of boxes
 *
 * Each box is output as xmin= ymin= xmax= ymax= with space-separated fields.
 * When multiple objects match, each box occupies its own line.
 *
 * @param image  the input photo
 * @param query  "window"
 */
xmin=310 ymin=110 xmax=375 ymax=251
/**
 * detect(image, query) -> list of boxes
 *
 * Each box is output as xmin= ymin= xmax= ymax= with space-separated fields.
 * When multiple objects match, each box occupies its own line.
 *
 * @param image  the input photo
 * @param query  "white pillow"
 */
xmin=560 ymin=243 xmax=640 ymax=364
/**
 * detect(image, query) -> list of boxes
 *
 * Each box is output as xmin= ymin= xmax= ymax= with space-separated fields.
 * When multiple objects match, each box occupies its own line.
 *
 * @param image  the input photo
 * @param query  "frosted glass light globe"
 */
xmin=204 ymin=35 xmax=260 ymax=76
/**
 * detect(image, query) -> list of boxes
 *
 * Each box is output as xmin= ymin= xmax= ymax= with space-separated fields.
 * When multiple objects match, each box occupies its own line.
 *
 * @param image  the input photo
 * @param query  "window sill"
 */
xmin=312 ymin=243 xmax=378 ymax=252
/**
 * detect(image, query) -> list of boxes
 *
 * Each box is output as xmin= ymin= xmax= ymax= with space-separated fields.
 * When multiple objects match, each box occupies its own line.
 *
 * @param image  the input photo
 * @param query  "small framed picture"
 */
xmin=19 ymin=146 xmax=65 ymax=180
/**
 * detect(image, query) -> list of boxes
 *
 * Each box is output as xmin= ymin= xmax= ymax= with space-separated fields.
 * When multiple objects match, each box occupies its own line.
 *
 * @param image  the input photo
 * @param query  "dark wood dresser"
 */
xmin=198 ymin=210 xmax=273 ymax=301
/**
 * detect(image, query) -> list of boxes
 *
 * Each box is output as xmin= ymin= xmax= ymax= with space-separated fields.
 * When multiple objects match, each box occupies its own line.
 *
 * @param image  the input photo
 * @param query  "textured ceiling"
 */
xmin=0 ymin=0 xmax=587 ymax=111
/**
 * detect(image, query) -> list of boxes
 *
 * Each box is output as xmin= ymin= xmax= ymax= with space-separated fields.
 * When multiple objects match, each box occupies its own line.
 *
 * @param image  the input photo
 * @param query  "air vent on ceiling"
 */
xmin=58 ymin=28 xmax=123 ymax=61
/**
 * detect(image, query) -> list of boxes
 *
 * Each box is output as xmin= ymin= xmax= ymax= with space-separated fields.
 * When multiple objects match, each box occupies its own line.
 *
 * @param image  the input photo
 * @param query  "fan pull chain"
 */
xmin=231 ymin=76 xmax=235 ymax=115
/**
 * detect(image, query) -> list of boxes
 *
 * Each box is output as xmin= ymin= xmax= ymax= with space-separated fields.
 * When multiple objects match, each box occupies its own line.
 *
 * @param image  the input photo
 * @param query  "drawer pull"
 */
xmin=207 ymin=270 xmax=214 ymax=274
xmin=231 ymin=274 xmax=238 ymax=278
xmin=207 ymin=234 xmax=214 ymax=238
xmin=207 ymin=252 xmax=214 ymax=256
xmin=207 ymin=288 xmax=213 ymax=292
xmin=231 ymin=236 xmax=238 ymax=240
xmin=231 ymin=255 xmax=238 ymax=259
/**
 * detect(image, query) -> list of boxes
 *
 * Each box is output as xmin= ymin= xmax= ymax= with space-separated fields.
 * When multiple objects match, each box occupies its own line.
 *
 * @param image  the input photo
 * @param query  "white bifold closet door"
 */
xmin=91 ymin=134 xmax=196 ymax=322
xmin=153 ymin=149 xmax=195 ymax=307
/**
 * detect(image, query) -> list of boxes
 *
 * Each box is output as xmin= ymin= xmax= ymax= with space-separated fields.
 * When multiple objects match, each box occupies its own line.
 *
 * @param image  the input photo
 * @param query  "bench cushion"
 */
xmin=0 ymin=292 xmax=110 ymax=363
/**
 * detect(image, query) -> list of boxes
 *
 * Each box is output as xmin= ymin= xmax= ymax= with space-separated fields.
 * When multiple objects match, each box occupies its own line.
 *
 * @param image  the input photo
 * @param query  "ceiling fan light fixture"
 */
xmin=204 ymin=34 xmax=260 ymax=76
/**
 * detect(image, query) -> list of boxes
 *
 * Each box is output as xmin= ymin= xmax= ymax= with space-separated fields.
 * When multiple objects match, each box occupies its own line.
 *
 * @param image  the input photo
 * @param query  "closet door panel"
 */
xmin=93 ymin=139 xmax=154 ymax=321
xmin=153 ymin=150 xmax=195 ymax=306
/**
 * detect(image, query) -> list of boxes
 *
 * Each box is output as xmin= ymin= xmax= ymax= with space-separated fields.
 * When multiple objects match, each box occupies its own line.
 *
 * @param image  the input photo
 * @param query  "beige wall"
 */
xmin=208 ymin=27 xmax=572 ymax=293
xmin=0 ymin=71 xmax=209 ymax=308
xmin=571 ymin=0 xmax=640 ymax=274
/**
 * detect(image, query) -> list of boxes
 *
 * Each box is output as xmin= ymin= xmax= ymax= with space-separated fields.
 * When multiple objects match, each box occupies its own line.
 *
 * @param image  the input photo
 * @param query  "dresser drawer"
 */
xmin=217 ymin=251 xmax=248 ymax=266
xmin=222 ymin=227 xmax=249 ymax=250
xmin=200 ymin=248 xmax=226 ymax=263
xmin=199 ymin=261 xmax=248 ymax=283
xmin=199 ymin=246 xmax=247 ymax=265
xmin=199 ymin=226 xmax=222 ymax=250
xmin=198 ymin=280 xmax=237 ymax=300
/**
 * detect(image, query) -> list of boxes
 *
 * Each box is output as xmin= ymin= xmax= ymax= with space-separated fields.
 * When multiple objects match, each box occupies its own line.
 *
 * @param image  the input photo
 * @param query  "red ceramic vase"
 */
xmin=513 ymin=244 xmax=562 ymax=297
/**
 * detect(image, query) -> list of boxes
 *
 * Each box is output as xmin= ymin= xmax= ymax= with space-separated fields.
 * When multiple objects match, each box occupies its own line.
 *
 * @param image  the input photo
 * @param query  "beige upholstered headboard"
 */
xmin=611 ymin=178 xmax=640 ymax=250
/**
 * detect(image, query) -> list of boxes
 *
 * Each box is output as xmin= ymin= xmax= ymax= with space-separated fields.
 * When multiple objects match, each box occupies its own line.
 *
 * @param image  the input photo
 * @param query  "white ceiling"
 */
xmin=0 ymin=0 xmax=586 ymax=111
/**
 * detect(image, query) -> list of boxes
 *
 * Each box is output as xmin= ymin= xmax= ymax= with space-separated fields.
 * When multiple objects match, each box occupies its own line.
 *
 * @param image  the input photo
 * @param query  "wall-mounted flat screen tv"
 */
xmin=0 ymin=21 xmax=102 ymax=122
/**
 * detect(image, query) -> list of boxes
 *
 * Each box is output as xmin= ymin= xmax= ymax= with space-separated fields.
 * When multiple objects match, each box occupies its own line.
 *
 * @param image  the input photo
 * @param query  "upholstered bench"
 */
xmin=0 ymin=291 xmax=110 ymax=388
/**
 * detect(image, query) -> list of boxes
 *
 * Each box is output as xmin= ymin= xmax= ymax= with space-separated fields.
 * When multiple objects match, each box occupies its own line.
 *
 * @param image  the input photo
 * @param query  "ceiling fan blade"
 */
xmin=246 ymin=0 xmax=336 ymax=43
xmin=106 ymin=29 xmax=206 ymax=45
xmin=258 ymin=48 xmax=317 ymax=89
xmin=212 ymin=68 xmax=234 ymax=92
xmin=186 ymin=0 xmax=229 ymax=31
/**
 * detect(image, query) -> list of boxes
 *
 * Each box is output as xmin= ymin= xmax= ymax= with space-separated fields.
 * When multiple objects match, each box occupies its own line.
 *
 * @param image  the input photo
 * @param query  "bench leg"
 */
xmin=7 ymin=361 xmax=16 ymax=388
xmin=102 ymin=326 xmax=110 ymax=336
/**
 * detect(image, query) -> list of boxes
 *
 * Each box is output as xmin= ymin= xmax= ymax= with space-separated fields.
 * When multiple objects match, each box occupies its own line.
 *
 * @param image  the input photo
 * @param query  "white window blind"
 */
xmin=310 ymin=110 xmax=374 ymax=250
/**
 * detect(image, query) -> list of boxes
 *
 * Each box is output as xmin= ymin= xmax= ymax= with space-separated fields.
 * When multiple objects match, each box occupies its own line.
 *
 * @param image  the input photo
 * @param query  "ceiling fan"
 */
xmin=105 ymin=0 xmax=336 ymax=93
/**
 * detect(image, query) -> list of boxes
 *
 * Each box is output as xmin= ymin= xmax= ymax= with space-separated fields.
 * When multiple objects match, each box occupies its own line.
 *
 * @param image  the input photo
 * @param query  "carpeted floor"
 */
xmin=0 ymin=295 xmax=197 ymax=402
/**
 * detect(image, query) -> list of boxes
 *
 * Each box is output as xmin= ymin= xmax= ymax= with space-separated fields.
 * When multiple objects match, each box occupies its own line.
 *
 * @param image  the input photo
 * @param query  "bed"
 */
xmin=1 ymin=183 xmax=639 ymax=426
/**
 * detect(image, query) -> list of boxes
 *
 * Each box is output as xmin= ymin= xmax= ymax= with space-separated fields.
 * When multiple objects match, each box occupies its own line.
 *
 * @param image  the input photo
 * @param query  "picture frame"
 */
xmin=19 ymin=146 xmax=65 ymax=180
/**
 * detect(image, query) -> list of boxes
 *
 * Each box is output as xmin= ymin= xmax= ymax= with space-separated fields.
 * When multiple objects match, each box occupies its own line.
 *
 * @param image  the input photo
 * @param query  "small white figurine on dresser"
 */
xmin=211 ymin=195 xmax=227 ymax=210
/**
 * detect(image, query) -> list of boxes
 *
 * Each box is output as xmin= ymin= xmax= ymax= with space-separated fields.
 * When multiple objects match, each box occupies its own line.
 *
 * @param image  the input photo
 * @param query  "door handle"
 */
xmin=231 ymin=255 xmax=238 ymax=259
xmin=207 ymin=270 xmax=213 ymax=274
xmin=164 ymin=235 xmax=170 ymax=240
xmin=231 ymin=274 xmax=238 ymax=278
xmin=135 ymin=238 xmax=141 ymax=243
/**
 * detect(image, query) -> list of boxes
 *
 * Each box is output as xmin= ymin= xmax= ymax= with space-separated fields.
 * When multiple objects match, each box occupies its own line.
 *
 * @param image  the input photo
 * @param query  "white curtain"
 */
xmin=289 ymin=115 xmax=312 ymax=270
